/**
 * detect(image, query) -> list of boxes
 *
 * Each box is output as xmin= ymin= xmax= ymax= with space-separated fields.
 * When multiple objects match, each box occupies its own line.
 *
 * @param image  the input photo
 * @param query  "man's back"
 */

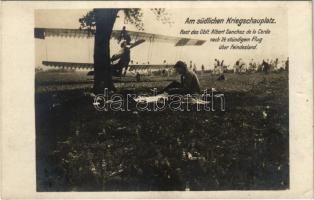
xmin=181 ymin=70 xmax=201 ymax=94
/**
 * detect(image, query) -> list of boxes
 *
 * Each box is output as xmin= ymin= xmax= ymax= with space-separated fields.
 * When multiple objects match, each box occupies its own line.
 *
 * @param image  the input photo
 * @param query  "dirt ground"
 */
xmin=35 ymin=71 xmax=289 ymax=191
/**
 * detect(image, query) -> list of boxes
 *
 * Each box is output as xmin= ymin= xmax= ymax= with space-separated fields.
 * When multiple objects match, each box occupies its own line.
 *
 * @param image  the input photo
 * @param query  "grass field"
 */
xmin=35 ymin=71 xmax=289 ymax=191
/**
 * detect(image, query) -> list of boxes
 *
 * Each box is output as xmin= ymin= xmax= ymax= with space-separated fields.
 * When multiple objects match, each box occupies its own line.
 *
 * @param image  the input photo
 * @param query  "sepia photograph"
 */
xmin=1 ymin=0 xmax=313 ymax=198
xmin=34 ymin=7 xmax=290 ymax=192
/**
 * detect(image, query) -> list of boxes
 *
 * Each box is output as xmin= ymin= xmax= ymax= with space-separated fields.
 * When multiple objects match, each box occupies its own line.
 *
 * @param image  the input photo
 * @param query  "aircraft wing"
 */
xmin=35 ymin=28 xmax=206 ymax=46
xmin=34 ymin=28 xmax=93 ymax=39
xmin=111 ymin=30 xmax=206 ymax=46
xmin=42 ymin=61 xmax=94 ymax=70
xmin=128 ymin=64 xmax=174 ymax=71
xmin=42 ymin=61 xmax=173 ymax=70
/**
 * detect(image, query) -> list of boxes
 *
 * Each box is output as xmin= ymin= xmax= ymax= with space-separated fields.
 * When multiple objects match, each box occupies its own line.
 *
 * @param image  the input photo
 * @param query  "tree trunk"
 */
xmin=93 ymin=9 xmax=118 ymax=94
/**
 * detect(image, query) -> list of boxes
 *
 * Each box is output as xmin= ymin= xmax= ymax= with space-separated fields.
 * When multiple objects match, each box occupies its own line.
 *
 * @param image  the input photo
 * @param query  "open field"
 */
xmin=35 ymin=71 xmax=289 ymax=191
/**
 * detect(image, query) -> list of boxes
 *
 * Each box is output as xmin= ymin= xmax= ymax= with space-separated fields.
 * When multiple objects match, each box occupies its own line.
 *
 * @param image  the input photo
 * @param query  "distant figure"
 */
xmin=261 ymin=60 xmax=271 ymax=74
xmin=201 ymin=64 xmax=205 ymax=72
xmin=269 ymin=59 xmax=276 ymax=71
xmin=213 ymin=59 xmax=225 ymax=78
xmin=278 ymin=61 xmax=286 ymax=71
xmin=162 ymin=61 xmax=201 ymax=94
xmin=285 ymin=57 xmax=289 ymax=71
xmin=233 ymin=60 xmax=239 ymax=73
xmin=193 ymin=64 xmax=197 ymax=72
xmin=249 ymin=59 xmax=257 ymax=72
xmin=217 ymin=60 xmax=225 ymax=80
xmin=214 ymin=59 xmax=220 ymax=67
xmin=274 ymin=58 xmax=279 ymax=71
xmin=233 ymin=59 xmax=246 ymax=73
xmin=136 ymin=72 xmax=141 ymax=82
xmin=189 ymin=61 xmax=193 ymax=69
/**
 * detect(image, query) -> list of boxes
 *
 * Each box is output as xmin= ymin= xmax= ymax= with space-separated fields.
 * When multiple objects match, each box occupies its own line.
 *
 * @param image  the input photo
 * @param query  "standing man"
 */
xmin=285 ymin=57 xmax=289 ymax=71
xmin=118 ymin=26 xmax=131 ymax=45
xmin=111 ymin=41 xmax=130 ymax=76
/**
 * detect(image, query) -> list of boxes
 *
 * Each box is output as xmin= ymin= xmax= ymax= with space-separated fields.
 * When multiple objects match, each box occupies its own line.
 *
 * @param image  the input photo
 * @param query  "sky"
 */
xmin=35 ymin=7 xmax=288 ymax=70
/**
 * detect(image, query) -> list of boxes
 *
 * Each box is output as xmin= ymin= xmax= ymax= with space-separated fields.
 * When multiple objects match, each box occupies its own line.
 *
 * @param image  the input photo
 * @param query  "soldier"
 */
xmin=118 ymin=26 xmax=131 ymax=45
xmin=162 ymin=61 xmax=201 ymax=94
xmin=136 ymin=72 xmax=141 ymax=82
xmin=261 ymin=59 xmax=271 ymax=74
xmin=233 ymin=59 xmax=246 ymax=73
xmin=285 ymin=57 xmax=289 ymax=71
xmin=193 ymin=64 xmax=197 ymax=73
xmin=111 ymin=41 xmax=130 ymax=76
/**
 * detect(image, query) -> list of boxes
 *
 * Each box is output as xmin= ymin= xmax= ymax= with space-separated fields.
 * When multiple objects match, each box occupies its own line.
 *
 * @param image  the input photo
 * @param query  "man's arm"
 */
xmin=194 ymin=76 xmax=201 ymax=93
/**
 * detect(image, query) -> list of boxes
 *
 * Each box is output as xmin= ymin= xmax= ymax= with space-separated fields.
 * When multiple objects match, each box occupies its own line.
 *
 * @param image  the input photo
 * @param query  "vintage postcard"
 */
xmin=1 ymin=1 xmax=313 ymax=199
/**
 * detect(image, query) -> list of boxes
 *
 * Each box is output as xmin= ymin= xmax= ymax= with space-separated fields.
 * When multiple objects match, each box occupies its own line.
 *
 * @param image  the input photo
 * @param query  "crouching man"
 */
xmin=162 ymin=61 xmax=201 ymax=94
